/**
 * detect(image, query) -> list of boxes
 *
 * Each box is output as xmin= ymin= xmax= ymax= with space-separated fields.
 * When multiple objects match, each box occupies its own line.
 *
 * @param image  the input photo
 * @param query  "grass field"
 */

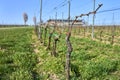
xmin=0 ymin=26 xmax=120 ymax=80
xmin=0 ymin=27 xmax=38 ymax=79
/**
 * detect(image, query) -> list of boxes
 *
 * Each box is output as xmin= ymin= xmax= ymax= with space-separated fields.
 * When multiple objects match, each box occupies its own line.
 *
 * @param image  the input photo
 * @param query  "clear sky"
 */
xmin=0 ymin=0 xmax=120 ymax=25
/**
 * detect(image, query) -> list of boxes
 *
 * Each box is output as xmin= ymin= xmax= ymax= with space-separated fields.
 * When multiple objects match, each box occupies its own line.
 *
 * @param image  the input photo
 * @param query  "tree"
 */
xmin=23 ymin=13 xmax=28 ymax=25
xmin=33 ymin=16 xmax=36 ymax=26
xmin=33 ymin=16 xmax=37 ymax=34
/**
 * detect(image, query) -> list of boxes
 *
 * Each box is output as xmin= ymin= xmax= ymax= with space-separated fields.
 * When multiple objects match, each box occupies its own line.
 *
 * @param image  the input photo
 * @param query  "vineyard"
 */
xmin=0 ymin=26 xmax=120 ymax=80
xmin=71 ymin=26 xmax=120 ymax=45
xmin=1 ymin=0 xmax=120 ymax=79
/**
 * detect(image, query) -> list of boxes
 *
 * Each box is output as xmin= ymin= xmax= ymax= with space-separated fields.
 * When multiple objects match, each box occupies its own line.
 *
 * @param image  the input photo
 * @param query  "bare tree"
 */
xmin=33 ymin=16 xmax=37 ymax=34
xmin=33 ymin=16 xmax=36 ymax=26
xmin=23 ymin=13 xmax=28 ymax=25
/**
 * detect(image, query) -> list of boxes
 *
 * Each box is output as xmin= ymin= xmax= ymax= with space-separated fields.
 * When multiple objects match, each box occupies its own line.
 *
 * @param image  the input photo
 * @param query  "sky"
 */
xmin=0 ymin=0 xmax=120 ymax=25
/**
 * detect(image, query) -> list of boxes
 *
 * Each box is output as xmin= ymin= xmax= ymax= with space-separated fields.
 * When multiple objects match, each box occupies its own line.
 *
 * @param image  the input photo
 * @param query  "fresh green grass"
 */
xmin=0 ymin=27 xmax=38 ymax=80
xmin=0 ymin=27 xmax=120 ymax=80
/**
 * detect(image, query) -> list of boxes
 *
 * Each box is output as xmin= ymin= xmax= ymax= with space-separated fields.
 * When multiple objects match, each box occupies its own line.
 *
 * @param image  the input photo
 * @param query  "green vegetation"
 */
xmin=0 ymin=27 xmax=120 ymax=80
xmin=35 ymin=26 xmax=120 ymax=80
xmin=0 ymin=27 xmax=38 ymax=80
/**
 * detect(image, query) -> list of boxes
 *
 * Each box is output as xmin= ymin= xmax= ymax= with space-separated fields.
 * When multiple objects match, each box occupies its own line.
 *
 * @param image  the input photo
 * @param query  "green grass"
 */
xmin=0 ymin=27 xmax=120 ymax=80
xmin=35 ymin=27 xmax=120 ymax=80
xmin=0 ymin=27 xmax=38 ymax=80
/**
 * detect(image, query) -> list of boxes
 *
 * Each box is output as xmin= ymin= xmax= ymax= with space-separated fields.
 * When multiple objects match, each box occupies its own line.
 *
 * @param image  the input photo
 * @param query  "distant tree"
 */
xmin=33 ymin=16 xmax=36 ymax=26
xmin=33 ymin=16 xmax=37 ymax=34
xmin=23 ymin=13 xmax=28 ymax=25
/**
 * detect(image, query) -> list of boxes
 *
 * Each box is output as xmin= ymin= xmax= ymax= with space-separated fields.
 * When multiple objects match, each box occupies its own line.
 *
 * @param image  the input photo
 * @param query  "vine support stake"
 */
xmin=38 ymin=0 xmax=43 ymax=42
xmin=92 ymin=0 xmax=96 ymax=39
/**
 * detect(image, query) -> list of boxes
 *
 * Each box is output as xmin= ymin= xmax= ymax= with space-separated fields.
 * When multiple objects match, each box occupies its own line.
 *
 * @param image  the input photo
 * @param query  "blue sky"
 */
xmin=0 ymin=0 xmax=120 ymax=25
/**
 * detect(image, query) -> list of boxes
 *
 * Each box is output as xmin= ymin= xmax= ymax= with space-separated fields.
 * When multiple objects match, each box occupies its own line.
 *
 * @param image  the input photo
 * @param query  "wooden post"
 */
xmin=92 ymin=0 xmax=96 ymax=39
xmin=111 ymin=25 xmax=115 ymax=45
xmin=111 ymin=13 xmax=115 ymax=45
xmin=39 ymin=0 xmax=43 ymax=42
